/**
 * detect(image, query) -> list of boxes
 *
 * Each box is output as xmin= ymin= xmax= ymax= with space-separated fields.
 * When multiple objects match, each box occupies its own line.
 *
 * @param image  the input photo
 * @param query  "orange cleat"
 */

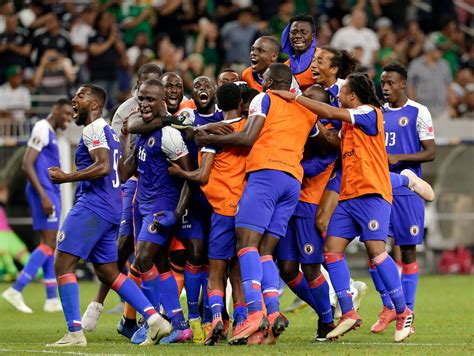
xmin=326 ymin=310 xmax=362 ymax=340
xmin=204 ymin=318 xmax=225 ymax=346
xmin=370 ymin=307 xmax=396 ymax=333
xmin=228 ymin=311 xmax=269 ymax=345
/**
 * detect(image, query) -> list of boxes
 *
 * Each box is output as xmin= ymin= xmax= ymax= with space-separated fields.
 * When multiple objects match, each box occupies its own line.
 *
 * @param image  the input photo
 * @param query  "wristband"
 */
xmin=295 ymin=93 xmax=302 ymax=101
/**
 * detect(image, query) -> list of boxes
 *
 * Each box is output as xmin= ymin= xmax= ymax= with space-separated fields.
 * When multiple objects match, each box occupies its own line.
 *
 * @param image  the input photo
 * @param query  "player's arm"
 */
xmin=168 ymin=151 xmax=215 ymax=184
xmin=171 ymin=154 xmax=193 ymax=219
xmin=270 ymin=90 xmax=353 ymax=123
xmin=49 ymin=148 xmax=111 ymax=184
xmin=313 ymin=121 xmax=341 ymax=150
xmin=128 ymin=112 xmax=190 ymax=135
xmin=120 ymin=145 xmax=138 ymax=183
xmin=22 ymin=147 xmax=53 ymax=215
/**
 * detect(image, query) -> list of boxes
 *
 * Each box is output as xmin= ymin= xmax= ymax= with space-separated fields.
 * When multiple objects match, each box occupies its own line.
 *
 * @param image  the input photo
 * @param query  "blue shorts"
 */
xmin=57 ymin=205 xmax=118 ymax=263
xmin=177 ymin=207 xmax=208 ymax=241
xmin=26 ymin=187 xmax=61 ymax=231
xmin=277 ymin=203 xmax=324 ymax=264
xmin=235 ymin=170 xmax=300 ymax=239
xmin=118 ymin=179 xmax=137 ymax=238
xmin=389 ymin=194 xmax=425 ymax=246
xmin=327 ymin=195 xmax=391 ymax=242
xmin=133 ymin=201 xmax=170 ymax=246
xmin=325 ymin=167 xmax=341 ymax=194
xmin=208 ymin=213 xmax=236 ymax=260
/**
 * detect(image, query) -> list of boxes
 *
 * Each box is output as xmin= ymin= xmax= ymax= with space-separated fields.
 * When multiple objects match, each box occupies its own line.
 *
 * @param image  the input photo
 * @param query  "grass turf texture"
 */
xmin=0 ymin=275 xmax=472 ymax=355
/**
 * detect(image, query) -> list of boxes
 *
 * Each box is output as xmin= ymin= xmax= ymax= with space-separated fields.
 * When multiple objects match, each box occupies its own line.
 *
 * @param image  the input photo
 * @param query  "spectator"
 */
xmin=431 ymin=17 xmax=464 ymax=77
xmin=221 ymin=7 xmax=259 ymax=66
xmin=121 ymin=4 xmax=153 ymax=47
xmin=70 ymin=7 xmax=96 ymax=83
xmin=0 ymin=1 xmax=14 ymax=33
xmin=0 ymin=65 xmax=31 ymax=123
xmin=407 ymin=39 xmax=454 ymax=119
xmin=88 ymin=11 xmax=126 ymax=110
xmin=194 ymin=18 xmax=223 ymax=77
xmin=401 ymin=20 xmax=425 ymax=63
xmin=452 ymin=67 xmax=473 ymax=117
xmin=155 ymin=34 xmax=183 ymax=73
xmin=330 ymin=7 xmax=380 ymax=68
xmin=31 ymin=49 xmax=76 ymax=99
xmin=31 ymin=12 xmax=73 ymax=66
xmin=267 ymin=0 xmax=294 ymax=43
xmin=461 ymin=84 xmax=474 ymax=119
xmin=0 ymin=14 xmax=31 ymax=84
xmin=182 ymin=53 xmax=214 ymax=93
xmin=315 ymin=22 xmax=333 ymax=47
xmin=127 ymin=31 xmax=154 ymax=70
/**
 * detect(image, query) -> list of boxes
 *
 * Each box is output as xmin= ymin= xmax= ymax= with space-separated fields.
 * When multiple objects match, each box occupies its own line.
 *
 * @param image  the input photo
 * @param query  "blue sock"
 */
xmin=261 ymin=255 xmax=280 ymax=315
xmin=233 ymin=303 xmax=247 ymax=325
xmin=238 ymin=247 xmax=263 ymax=313
xmin=160 ymin=271 xmax=187 ymax=330
xmin=43 ymin=255 xmax=57 ymax=299
xmin=369 ymin=261 xmax=394 ymax=309
xmin=13 ymin=243 xmax=51 ymax=292
xmin=324 ymin=253 xmax=353 ymax=314
xmin=208 ymin=289 xmax=224 ymax=321
xmin=390 ymin=172 xmax=409 ymax=190
xmin=111 ymin=273 xmax=157 ymax=320
xmin=373 ymin=252 xmax=406 ymax=314
xmin=184 ymin=262 xmax=202 ymax=320
xmin=202 ymin=267 xmax=211 ymax=323
xmin=287 ymin=271 xmax=318 ymax=311
xmin=57 ymin=274 xmax=82 ymax=332
xmin=308 ymin=274 xmax=333 ymax=324
xmin=139 ymin=265 xmax=160 ymax=309
xmin=401 ymin=262 xmax=419 ymax=311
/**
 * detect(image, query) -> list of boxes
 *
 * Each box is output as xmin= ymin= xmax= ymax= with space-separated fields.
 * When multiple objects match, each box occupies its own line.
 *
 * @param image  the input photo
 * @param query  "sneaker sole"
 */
xmin=205 ymin=322 xmax=225 ymax=346
xmin=328 ymin=319 xmax=362 ymax=340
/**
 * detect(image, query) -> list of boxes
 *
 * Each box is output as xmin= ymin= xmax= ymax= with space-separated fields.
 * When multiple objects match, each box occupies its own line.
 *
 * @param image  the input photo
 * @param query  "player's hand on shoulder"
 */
xmin=167 ymin=160 xmax=182 ymax=176
xmin=153 ymin=211 xmax=178 ymax=229
xmin=205 ymin=122 xmax=234 ymax=136
xmin=268 ymin=89 xmax=297 ymax=101
xmin=48 ymin=166 xmax=68 ymax=184
xmin=194 ymin=128 xmax=210 ymax=146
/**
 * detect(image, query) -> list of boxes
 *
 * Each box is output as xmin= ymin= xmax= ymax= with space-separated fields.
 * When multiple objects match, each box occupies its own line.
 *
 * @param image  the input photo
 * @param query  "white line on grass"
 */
xmin=339 ymin=342 xmax=470 ymax=347
xmin=0 ymin=349 xmax=147 ymax=356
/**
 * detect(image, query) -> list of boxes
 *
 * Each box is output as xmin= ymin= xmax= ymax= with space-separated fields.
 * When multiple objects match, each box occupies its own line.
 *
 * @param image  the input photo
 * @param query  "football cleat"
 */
xmin=44 ymin=297 xmax=62 ymax=313
xmin=327 ymin=310 xmax=362 ymax=340
xmin=131 ymin=322 xmax=148 ymax=344
xmin=159 ymin=328 xmax=193 ymax=344
xmin=117 ymin=317 xmax=139 ymax=340
xmin=2 ymin=287 xmax=33 ymax=314
xmin=394 ymin=307 xmax=414 ymax=342
xmin=401 ymin=169 xmax=435 ymax=202
xmin=228 ymin=312 xmax=269 ymax=345
xmin=204 ymin=318 xmax=225 ymax=346
xmin=81 ymin=301 xmax=103 ymax=331
xmin=371 ymin=307 xmax=396 ymax=333
xmin=140 ymin=314 xmax=172 ymax=346
xmin=46 ymin=330 xmax=87 ymax=347
xmin=268 ymin=312 xmax=286 ymax=337
xmin=314 ymin=320 xmax=336 ymax=342
xmin=248 ymin=330 xmax=265 ymax=345
xmin=189 ymin=317 xmax=205 ymax=344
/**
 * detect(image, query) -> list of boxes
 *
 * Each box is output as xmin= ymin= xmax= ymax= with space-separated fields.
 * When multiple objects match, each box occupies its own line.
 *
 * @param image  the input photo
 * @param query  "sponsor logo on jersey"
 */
xmin=32 ymin=136 xmax=41 ymax=145
xmin=368 ymin=220 xmax=380 ymax=231
xmin=398 ymin=116 xmax=409 ymax=127
xmin=148 ymin=137 xmax=155 ymax=148
xmin=342 ymin=149 xmax=355 ymax=159
xmin=410 ymin=225 xmax=420 ymax=236
xmin=92 ymin=134 xmax=100 ymax=146
xmin=304 ymin=243 xmax=314 ymax=255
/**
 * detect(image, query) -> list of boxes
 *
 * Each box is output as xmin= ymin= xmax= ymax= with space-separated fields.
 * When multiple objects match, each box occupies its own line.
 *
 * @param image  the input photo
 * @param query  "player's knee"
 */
xmin=400 ymin=245 xmax=417 ymax=264
xmin=278 ymin=262 xmax=298 ymax=282
xmin=301 ymin=264 xmax=320 ymax=281
xmin=134 ymin=252 xmax=154 ymax=272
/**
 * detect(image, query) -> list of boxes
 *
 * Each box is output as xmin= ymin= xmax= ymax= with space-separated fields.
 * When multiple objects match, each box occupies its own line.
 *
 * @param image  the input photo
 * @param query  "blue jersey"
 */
xmin=320 ymin=78 xmax=344 ymax=131
xmin=135 ymin=126 xmax=189 ymax=214
xmin=383 ymin=99 xmax=434 ymax=195
xmin=74 ymin=118 xmax=122 ymax=224
xmin=26 ymin=119 xmax=60 ymax=195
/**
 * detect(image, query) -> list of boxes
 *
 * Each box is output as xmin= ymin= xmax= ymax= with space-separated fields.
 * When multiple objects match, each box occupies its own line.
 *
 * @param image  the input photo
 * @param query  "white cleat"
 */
xmin=394 ymin=307 xmax=414 ymax=342
xmin=44 ymin=297 xmax=63 ymax=312
xmin=401 ymin=169 xmax=435 ymax=202
xmin=2 ymin=287 xmax=33 ymax=313
xmin=352 ymin=281 xmax=368 ymax=312
xmin=141 ymin=313 xmax=172 ymax=346
xmin=81 ymin=301 xmax=103 ymax=332
xmin=46 ymin=330 xmax=87 ymax=347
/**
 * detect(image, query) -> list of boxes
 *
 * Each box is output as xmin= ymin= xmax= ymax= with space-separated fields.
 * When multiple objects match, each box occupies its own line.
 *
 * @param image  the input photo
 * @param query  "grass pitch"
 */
xmin=0 ymin=275 xmax=473 ymax=355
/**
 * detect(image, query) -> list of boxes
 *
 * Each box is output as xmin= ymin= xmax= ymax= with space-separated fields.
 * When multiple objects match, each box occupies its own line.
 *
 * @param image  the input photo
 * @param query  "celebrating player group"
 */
xmin=2 ymin=14 xmax=436 ymax=347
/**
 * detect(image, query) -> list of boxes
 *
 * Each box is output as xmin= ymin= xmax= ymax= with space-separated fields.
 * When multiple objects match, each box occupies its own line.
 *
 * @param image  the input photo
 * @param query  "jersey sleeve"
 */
xmin=82 ymin=121 xmax=110 ymax=152
xmin=201 ymin=145 xmax=221 ymax=154
xmin=290 ymin=76 xmax=302 ymax=96
xmin=248 ymin=92 xmax=270 ymax=118
xmin=416 ymin=105 xmax=435 ymax=141
xmin=162 ymin=127 xmax=189 ymax=161
xmin=308 ymin=123 xmax=319 ymax=137
xmin=348 ymin=105 xmax=378 ymax=136
xmin=27 ymin=121 xmax=50 ymax=152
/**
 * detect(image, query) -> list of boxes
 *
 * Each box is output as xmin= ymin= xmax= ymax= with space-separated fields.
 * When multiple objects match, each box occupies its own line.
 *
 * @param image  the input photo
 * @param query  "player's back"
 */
xmin=284 ymin=58 xmax=314 ymax=91
xmin=246 ymin=92 xmax=317 ymax=182
xmin=299 ymin=158 xmax=335 ymax=206
xmin=383 ymin=99 xmax=434 ymax=178
xmin=27 ymin=119 xmax=60 ymax=194
xmin=135 ymin=126 xmax=184 ymax=213
xmin=201 ymin=117 xmax=249 ymax=216
xmin=75 ymin=118 xmax=122 ymax=224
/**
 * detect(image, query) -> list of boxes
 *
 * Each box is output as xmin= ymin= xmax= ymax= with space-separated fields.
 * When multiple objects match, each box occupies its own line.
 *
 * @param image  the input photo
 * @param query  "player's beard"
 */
xmin=197 ymin=98 xmax=215 ymax=113
xmin=75 ymin=108 xmax=89 ymax=126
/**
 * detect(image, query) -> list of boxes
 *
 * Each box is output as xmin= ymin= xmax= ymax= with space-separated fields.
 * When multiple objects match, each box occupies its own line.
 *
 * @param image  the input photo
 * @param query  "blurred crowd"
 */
xmin=0 ymin=0 xmax=472 ymax=123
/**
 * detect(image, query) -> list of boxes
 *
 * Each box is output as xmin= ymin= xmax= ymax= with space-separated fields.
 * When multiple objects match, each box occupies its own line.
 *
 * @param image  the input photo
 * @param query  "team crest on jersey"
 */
xmin=368 ymin=220 xmax=380 ymax=231
xmin=57 ymin=231 xmax=66 ymax=242
xmin=398 ymin=116 xmax=409 ymax=127
xmin=303 ymin=243 xmax=314 ymax=255
xmin=179 ymin=111 xmax=190 ymax=122
xmin=148 ymin=223 xmax=157 ymax=234
xmin=148 ymin=137 xmax=155 ymax=148
xmin=410 ymin=225 xmax=420 ymax=236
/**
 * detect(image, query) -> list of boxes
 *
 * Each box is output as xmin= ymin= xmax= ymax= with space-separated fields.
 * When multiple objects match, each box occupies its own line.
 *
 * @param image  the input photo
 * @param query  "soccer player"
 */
xmin=47 ymin=84 xmax=170 ymax=347
xmin=282 ymin=14 xmax=318 ymax=91
xmin=81 ymin=64 xmax=163 ymax=338
xmin=242 ymin=36 xmax=301 ymax=94
xmin=2 ymin=98 xmax=72 ymax=314
xmin=217 ymin=68 xmax=240 ymax=87
xmin=370 ymin=62 xmax=435 ymax=333
xmin=168 ymin=82 xmax=249 ymax=345
xmin=271 ymin=73 xmax=414 ymax=342
xmin=195 ymin=63 xmax=319 ymax=344
xmin=162 ymin=72 xmax=186 ymax=115
xmin=123 ymin=79 xmax=193 ymax=345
